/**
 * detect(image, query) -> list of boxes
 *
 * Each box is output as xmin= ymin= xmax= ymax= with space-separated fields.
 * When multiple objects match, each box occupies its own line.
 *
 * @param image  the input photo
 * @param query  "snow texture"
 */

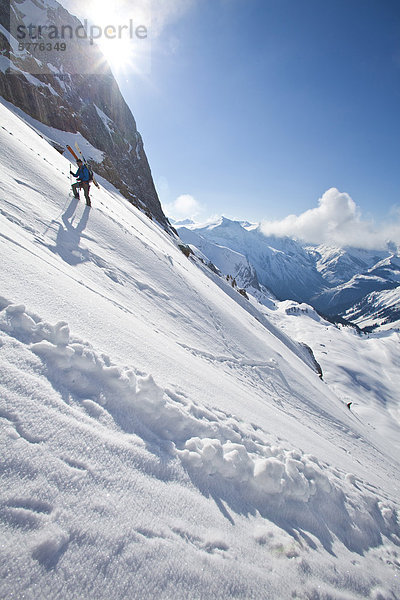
xmin=1 ymin=98 xmax=400 ymax=600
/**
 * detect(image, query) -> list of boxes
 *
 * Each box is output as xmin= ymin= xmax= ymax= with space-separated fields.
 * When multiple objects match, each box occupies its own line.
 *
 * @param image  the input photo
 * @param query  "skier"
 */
xmin=70 ymin=159 xmax=91 ymax=207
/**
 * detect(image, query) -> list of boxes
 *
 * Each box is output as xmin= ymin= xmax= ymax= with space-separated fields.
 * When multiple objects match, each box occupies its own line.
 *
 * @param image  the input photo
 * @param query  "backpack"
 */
xmin=86 ymin=164 xmax=94 ymax=182
xmin=82 ymin=161 xmax=100 ymax=189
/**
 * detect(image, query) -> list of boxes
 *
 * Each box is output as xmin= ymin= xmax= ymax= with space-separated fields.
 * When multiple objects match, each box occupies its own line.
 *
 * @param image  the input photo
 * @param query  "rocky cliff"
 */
xmin=0 ymin=0 xmax=169 ymax=229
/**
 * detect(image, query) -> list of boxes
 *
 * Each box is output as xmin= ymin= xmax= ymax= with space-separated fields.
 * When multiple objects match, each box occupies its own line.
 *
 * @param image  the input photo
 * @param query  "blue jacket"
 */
xmin=73 ymin=165 xmax=90 ymax=183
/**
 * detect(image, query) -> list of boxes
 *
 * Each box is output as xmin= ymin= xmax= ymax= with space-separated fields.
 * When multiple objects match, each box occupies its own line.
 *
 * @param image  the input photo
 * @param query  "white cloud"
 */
xmin=261 ymin=188 xmax=400 ymax=250
xmin=165 ymin=194 xmax=201 ymax=219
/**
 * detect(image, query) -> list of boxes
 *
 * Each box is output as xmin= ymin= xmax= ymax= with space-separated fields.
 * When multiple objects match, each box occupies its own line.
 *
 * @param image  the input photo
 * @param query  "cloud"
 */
xmin=165 ymin=194 xmax=202 ymax=219
xmin=261 ymin=188 xmax=400 ymax=250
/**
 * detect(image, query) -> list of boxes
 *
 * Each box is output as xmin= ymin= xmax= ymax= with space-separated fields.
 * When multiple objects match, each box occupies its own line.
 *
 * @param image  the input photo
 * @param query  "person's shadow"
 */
xmin=53 ymin=197 xmax=91 ymax=265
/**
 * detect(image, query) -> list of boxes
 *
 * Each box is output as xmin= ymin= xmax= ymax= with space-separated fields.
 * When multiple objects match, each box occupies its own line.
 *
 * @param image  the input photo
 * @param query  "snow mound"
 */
xmin=178 ymin=439 xmax=332 ymax=502
xmin=2 ymin=298 xmax=399 ymax=562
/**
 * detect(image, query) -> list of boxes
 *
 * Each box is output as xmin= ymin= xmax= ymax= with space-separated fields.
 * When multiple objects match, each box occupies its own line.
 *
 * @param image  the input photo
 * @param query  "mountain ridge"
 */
xmin=178 ymin=216 xmax=400 ymax=330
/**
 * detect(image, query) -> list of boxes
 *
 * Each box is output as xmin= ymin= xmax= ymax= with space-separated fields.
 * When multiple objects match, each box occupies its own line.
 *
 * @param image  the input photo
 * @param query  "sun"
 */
xmin=86 ymin=1 xmax=151 ymax=76
xmin=97 ymin=36 xmax=137 ymax=74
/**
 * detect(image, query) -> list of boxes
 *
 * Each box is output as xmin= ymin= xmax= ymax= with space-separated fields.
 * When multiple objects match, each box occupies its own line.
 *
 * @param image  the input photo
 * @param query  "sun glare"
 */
xmin=97 ymin=37 xmax=137 ymax=74
xmin=86 ymin=1 xmax=151 ymax=75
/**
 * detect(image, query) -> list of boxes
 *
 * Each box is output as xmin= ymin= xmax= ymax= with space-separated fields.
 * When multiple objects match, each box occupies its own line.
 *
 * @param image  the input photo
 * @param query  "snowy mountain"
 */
xmin=0 ymin=0 xmax=168 ymax=227
xmin=1 ymin=92 xmax=400 ymax=599
xmin=309 ymin=254 xmax=400 ymax=330
xmin=345 ymin=287 xmax=400 ymax=331
xmin=180 ymin=218 xmax=327 ymax=302
xmin=312 ymin=261 xmax=400 ymax=318
xmin=308 ymin=245 xmax=389 ymax=286
xmin=178 ymin=225 xmax=261 ymax=290
xmin=179 ymin=218 xmax=400 ymax=331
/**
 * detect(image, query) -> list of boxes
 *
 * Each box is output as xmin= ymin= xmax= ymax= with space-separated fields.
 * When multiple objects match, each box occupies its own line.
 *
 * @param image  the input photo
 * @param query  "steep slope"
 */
xmin=179 ymin=215 xmax=400 ymax=450
xmin=0 ymin=0 xmax=167 ymax=226
xmin=253 ymin=299 xmax=400 ymax=454
xmin=1 ymin=102 xmax=400 ymax=599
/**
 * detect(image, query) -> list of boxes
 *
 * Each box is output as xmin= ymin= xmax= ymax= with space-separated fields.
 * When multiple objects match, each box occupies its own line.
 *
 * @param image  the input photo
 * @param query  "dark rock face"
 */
xmin=0 ymin=0 xmax=169 ymax=229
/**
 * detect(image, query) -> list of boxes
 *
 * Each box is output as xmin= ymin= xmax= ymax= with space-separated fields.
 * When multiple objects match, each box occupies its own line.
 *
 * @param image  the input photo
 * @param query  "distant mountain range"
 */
xmin=177 ymin=217 xmax=400 ymax=331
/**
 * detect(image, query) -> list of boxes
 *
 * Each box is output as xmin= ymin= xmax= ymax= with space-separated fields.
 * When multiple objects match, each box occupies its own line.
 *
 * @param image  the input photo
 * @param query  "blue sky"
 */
xmin=115 ymin=0 xmax=400 ymax=224
xmin=63 ymin=0 xmax=400 ymax=242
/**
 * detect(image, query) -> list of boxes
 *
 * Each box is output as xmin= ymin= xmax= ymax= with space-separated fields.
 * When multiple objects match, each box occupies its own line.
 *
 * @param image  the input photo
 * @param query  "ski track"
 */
xmin=1 ymin=301 xmax=400 ymax=543
xmin=1 ymin=300 xmax=400 ymax=599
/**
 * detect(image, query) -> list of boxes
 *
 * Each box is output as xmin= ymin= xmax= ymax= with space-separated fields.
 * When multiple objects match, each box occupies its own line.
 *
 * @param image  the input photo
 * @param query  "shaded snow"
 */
xmin=1 ymin=298 xmax=400 ymax=599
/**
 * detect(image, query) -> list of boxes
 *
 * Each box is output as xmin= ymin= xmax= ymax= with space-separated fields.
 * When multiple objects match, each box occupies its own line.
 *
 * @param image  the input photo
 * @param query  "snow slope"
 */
xmin=177 ymin=219 xmax=400 ymax=449
xmin=262 ymin=300 xmax=400 ymax=455
xmin=1 ymin=100 xmax=400 ymax=599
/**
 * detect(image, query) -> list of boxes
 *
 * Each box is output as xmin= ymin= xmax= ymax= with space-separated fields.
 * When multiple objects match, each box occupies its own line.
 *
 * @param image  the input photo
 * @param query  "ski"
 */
xmin=74 ymin=142 xmax=100 ymax=188
xmin=66 ymin=144 xmax=79 ymax=162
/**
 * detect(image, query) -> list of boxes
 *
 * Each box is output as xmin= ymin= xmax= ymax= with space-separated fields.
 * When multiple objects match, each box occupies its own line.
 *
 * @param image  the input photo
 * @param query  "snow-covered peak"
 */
xmin=171 ymin=218 xmax=196 ymax=227
xmin=187 ymin=215 xmax=242 ymax=232
xmin=178 ymin=217 xmax=400 ymax=329
xmin=369 ymin=253 xmax=400 ymax=274
xmin=178 ymin=217 xmax=327 ymax=302
xmin=179 ymin=226 xmax=261 ymax=290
